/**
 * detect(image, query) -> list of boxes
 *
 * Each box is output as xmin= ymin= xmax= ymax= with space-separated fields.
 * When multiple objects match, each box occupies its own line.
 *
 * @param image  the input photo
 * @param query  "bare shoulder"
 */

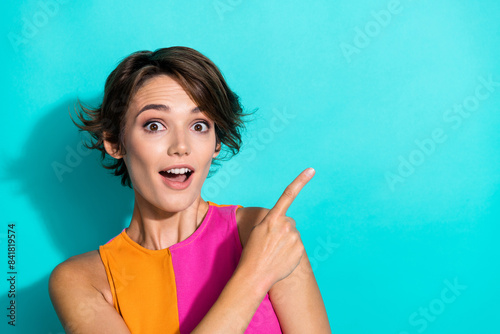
xmin=49 ymin=250 xmax=112 ymax=306
xmin=48 ymin=251 xmax=131 ymax=333
xmin=235 ymin=206 xmax=270 ymax=248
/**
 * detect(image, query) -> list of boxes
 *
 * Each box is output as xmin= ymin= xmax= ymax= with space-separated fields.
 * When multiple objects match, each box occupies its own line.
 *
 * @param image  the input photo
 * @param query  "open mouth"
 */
xmin=159 ymin=168 xmax=194 ymax=183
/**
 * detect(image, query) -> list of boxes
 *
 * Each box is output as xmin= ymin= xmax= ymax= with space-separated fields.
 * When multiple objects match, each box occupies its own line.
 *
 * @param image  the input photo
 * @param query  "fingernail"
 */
xmin=305 ymin=168 xmax=315 ymax=176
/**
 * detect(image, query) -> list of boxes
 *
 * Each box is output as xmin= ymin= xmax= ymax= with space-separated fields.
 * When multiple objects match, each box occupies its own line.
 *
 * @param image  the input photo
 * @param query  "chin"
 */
xmin=158 ymin=197 xmax=197 ymax=213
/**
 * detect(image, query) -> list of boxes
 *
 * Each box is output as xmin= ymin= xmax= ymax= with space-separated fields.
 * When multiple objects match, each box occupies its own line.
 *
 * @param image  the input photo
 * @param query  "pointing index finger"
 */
xmin=268 ymin=168 xmax=315 ymax=217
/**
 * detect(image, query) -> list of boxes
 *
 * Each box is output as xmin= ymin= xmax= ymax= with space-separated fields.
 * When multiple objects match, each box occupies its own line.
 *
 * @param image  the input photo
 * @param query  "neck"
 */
xmin=126 ymin=194 xmax=209 ymax=250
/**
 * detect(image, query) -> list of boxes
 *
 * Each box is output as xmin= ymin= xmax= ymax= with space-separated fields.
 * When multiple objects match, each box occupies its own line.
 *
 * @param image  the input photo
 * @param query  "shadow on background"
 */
xmin=4 ymin=96 xmax=133 ymax=332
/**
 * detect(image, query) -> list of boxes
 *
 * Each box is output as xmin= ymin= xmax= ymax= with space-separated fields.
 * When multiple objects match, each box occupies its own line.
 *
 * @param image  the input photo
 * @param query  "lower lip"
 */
xmin=160 ymin=172 xmax=194 ymax=190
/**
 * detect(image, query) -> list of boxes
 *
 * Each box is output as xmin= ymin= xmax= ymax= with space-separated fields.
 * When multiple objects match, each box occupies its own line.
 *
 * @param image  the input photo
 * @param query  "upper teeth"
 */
xmin=166 ymin=168 xmax=192 ymax=174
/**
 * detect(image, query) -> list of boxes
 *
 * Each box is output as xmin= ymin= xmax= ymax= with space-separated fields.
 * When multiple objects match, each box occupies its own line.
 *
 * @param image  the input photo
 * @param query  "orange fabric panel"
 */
xmin=207 ymin=200 xmax=243 ymax=209
xmin=99 ymin=231 xmax=180 ymax=334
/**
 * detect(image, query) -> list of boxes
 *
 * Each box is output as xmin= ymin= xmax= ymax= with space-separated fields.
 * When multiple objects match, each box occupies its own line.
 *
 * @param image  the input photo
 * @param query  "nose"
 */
xmin=167 ymin=128 xmax=191 ymax=156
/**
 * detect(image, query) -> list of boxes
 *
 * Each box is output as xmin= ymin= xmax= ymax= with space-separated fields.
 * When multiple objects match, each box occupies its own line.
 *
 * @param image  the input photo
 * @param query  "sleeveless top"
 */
xmin=99 ymin=202 xmax=283 ymax=334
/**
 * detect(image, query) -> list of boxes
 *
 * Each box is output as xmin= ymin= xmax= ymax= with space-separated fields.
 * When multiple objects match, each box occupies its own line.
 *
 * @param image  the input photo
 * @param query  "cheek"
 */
xmin=193 ymin=138 xmax=216 ymax=170
xmin=203 ymin=135 xmax=218 ymax=158
xmin=123 ymin=135 xmax=164 ymax=177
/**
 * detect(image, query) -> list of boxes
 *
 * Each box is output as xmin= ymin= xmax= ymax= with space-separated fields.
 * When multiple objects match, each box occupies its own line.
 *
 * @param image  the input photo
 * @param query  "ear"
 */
xmin=103 ymin=133 xmax=124 ymax=159
xmin=212 ymin=140 xmax=221 ymax=159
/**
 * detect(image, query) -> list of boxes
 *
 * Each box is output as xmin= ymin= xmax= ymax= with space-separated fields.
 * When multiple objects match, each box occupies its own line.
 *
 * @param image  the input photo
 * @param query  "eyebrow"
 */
xmin=136 ymin=104 xmax=201 ymax=117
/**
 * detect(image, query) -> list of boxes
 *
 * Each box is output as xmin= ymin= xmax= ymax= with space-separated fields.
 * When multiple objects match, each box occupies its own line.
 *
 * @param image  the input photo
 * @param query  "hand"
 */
xmin=237 ymin=168 xmax=315 ymax=293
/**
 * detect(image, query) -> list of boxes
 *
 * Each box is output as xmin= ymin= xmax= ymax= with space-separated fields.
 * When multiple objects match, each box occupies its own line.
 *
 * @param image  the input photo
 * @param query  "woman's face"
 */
xmin=108 ymin=74 xmax=219 ymax=213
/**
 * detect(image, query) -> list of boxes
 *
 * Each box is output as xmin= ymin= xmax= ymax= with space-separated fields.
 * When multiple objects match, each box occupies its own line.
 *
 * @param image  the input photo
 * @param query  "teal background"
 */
xmin=1 ymin=0 xmax=499 ymax=333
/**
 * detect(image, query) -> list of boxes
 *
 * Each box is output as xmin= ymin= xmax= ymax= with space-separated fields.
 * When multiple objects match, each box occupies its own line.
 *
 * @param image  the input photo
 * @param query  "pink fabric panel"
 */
xmin=170 ymin=204 xmax=282 ymax=333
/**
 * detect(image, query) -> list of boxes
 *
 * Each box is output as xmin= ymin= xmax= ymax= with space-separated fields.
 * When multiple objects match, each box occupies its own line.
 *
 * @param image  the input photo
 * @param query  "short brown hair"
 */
xmin=73 ymin=46 xmax=250 ymax=188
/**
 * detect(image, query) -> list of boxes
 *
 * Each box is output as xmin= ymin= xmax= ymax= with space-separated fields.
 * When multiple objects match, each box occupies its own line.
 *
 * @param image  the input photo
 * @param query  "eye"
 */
xmin=191 ymin=121 xmax=209 ymax=132
xmin=144 ymin=121 xmax=165 ymax=133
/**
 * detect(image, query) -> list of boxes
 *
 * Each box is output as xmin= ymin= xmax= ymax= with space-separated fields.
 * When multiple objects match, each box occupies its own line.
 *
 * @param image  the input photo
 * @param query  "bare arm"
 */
xmin=191 ymin=265 xmax=270 ymax=333
xmin=269 ymin=250 xmax=331 ymax=333
xmin=236 ymin=207 xmax=331 ymax=333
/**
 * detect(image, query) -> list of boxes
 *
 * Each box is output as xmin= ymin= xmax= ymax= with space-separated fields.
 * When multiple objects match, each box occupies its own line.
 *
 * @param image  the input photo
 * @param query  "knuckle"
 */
xmin=281 ymin=221 xmax=292 ymax=233
xmin=293 ymin=230 xmax=302 ymax=242
xmin=282 ymin=186 xmax=296 ymax=201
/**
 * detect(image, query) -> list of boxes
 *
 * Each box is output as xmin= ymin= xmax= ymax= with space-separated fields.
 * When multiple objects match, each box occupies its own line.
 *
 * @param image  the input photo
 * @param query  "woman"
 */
xmin=49 ymin=46 xmax=331 ymax=333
